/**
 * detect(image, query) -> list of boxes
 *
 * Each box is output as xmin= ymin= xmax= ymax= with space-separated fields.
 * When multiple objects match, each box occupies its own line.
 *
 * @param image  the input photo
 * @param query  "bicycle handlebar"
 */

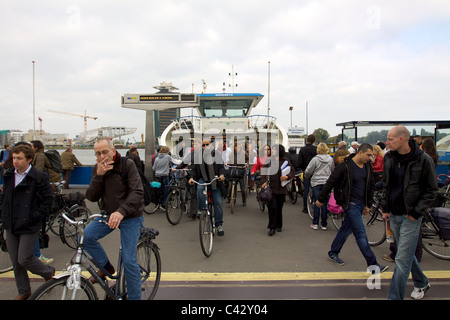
xmin=62 ymin=212 xmax=108 ymax=226
xmin=190 ymin=176 xmax=220 ymax=186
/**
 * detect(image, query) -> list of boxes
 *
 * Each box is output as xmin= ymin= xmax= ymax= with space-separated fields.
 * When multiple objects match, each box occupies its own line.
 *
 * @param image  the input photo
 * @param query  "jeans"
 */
xmin=312 ymin=185 xmax=328 ymax=227
xmin=84 ymin=215 xmax=144 ymax=300
xmin=387 ymin=214 xmax=428 ymax=300
xmin=196 ymin=178 xmax=224 ymax=226
xmin=329 ymin=202 xmax=378 ymax=267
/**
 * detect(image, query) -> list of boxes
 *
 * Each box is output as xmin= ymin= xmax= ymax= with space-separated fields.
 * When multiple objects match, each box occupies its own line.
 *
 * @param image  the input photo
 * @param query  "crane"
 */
xmin=48 ymin=109 xmax=98 ymax=140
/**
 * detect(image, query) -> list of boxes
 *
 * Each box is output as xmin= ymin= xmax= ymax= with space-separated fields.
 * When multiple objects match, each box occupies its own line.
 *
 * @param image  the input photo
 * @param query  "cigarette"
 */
xmin=104 ymin=162 xmax=107 ymax=166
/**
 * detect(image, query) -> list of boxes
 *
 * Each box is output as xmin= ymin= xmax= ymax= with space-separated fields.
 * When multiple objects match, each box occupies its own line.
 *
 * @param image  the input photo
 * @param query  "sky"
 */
xmin=1 ymin=0 xmax=450 ymax=142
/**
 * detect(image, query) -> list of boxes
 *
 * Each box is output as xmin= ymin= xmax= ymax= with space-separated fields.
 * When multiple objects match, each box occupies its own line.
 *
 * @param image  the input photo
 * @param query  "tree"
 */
xmin=313 ymin=128 xmax=330 ymax=143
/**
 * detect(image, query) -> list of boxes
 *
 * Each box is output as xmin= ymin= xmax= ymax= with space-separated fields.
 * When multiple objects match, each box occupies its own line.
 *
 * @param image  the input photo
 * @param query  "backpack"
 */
xmin=45 ymin=149 xmax=63 ymax=173
xmin=121 ymin=157 xmax=152 ymax=206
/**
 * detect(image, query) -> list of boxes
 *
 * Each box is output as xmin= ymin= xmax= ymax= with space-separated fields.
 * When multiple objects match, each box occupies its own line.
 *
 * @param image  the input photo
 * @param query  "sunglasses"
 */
xmin=202 ymin=143 xmax=210 ymax=147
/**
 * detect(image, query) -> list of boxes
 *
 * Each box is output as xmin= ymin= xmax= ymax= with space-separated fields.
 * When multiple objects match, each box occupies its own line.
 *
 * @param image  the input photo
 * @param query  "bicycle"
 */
xmin=191 ymin=177 xmax=219 ymax=257
xmin=29 ymin=212 xmax=161 ymax=300
xmin=0 ymin=217 xmax=13 ymax=274
xmin=165 ymin=168 xmax=192 ymax=225
xmin=226 ymin=164 xmax=247 ymax=214
xmin=365 ymin=191 xmax=450 ymax=260
xmin=254 ymin=174 xmax=266 ymax=212
xmin=286 ymin=171 xmax=303 ymax=204
xmin=307 ymin=189 xmax=344 ymax=230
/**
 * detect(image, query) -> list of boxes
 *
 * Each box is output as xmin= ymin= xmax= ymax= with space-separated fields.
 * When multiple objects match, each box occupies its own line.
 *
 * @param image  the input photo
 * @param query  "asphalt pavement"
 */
xmin=1 ymin=187 xmax=449 ymax=301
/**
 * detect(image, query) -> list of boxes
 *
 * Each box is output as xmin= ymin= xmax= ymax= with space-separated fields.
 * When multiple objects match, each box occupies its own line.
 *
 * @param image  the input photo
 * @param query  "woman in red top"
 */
xmin=251 ymin=144 xmax=271 ymax=175
xmin=372 ymin=144 xmax=384 ymax=182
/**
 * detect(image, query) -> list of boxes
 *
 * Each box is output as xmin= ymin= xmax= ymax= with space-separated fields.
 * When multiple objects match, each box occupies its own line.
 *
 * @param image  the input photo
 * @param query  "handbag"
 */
xmin=258 ymin=178 xmax=272 ymax=203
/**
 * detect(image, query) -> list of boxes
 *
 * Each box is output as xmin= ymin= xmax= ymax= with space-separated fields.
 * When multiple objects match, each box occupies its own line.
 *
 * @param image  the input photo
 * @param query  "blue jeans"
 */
xmin=388 ymin=214 xmax=428 ymax=300
xmin=312 ymin=185 xmax=328 ymax=227
xmin=196 ymin=178 xmax=223 ymax=226
xmin=329 ymin=202 xmax=378 ymax=267
xmin=83 ymin=215 xmax=144 ymax=300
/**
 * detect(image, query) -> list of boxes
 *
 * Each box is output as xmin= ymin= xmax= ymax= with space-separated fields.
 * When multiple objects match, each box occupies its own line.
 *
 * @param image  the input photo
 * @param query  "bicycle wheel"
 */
xmin=0 ymin=228 xmax=12 ymax=274
xmin=329 ymin=212 xmax=344 ymax=230
xmin=199 ymin=210 xmax=214 ymax=257
xmin=47 ymin=211 xmax=62 ymax=236
xmin=363 ymin=209 xmax=386 ymax=246
xmin=166 ymin=189 xmax=182 ymax=225
xmin=307 ymin=189 xmax=314 ymax=220
xmin=422 ymin=223 xmax=450 ymax=260
xmin=230 ymin=183 xmax=236 ymax=214
xmin=144 ymin=202 xmax=159 ymax=214
xmin=29 ymin=275 xmax=98 ymax=300
xmin=137 ymin=240 xmax=161 ymax=300
xmin=59 ymin=206 xmax=92 ymax=249
xmin=287 ymin=180 xmax=297 ymax=204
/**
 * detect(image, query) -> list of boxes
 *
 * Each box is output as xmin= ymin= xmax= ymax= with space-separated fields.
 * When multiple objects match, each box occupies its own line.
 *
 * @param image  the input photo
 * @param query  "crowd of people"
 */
xmin=0 ymin=124 xmax=443 ymax=300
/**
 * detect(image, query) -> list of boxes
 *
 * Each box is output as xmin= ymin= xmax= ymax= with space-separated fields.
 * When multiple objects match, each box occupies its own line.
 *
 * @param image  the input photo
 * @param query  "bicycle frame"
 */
xmin=59 ymin=213 xmax=126 ymax=300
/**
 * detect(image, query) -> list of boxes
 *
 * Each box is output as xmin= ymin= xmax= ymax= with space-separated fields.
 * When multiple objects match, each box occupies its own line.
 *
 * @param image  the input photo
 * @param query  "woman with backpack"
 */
xmin=30 ymin=140 xmax=62 ymax=184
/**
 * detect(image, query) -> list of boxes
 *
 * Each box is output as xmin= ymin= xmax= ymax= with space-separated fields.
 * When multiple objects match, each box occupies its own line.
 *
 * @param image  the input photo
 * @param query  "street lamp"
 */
xmin=289 ymin=106 xmax=294 ymax=127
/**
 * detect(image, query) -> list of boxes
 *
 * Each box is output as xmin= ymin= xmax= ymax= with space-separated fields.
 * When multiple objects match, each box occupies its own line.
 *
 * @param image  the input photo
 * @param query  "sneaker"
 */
xmin=328 ymin=253 xmax=344 ymax=266
xmin=39 ymin=255 xmax=54 ymax=265
xmin=321 ymin=226 xmax=327 ymax=231
xmin=217 ymin=225 xmax=224 ymax=236
xmin=372 ymin=264 xmax=389 ymax=274
xmin=411 ymin=283 xmax=431 ymax=300
xmin=310 ymin=224 xmax=318 ymax=230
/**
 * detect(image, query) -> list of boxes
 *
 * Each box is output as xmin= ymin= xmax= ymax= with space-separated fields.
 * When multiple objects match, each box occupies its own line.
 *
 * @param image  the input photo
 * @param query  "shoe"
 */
xmin=321 ymin=226 xmax=327 ymax=231
xmin=411 ymin=283 xmax=431 ymax=300
xmin=310 ymin=224 xmax=318 ymax=230
xmin=382 ymin=254 xmax=395 ymax=262
xmin=276 ymin=228 xmax=282 ymax=232
xmin=328 ymin=253 xmax=345 ymax=266
xmin=39 ymin=254 xmax=54 ymax=265
xmin=243 ymin=202 xmax=247 ymax=206
xmin=44 ymin=266 xmax=56 ymax=281
xmin=14 ymin=292 xmax=31 ymax=300
xmin=302 ymin=208 xmax=308 ymax=213
xmin=268 ymin=229 xmax=275 ymax=236
xmin=89 ymin=266 xmax=115 ymax=284
xmin=217 ymin=225 xmax=224 ymax=236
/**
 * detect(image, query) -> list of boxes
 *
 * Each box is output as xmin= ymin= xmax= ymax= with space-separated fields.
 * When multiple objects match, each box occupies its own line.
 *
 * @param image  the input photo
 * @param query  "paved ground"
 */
xmin=1 ymin=187 xmax=449 ymax=301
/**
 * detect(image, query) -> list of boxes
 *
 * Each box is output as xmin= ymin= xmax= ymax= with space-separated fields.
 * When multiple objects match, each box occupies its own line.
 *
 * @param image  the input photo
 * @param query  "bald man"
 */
xmin=381 ymin=126 xmax=438 ymax=300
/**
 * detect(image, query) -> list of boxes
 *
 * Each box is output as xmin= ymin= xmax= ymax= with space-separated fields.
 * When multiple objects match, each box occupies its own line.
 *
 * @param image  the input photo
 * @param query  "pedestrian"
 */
xmin=421 ymin=138 xmax=439 ymax=168
xmin=371 ymin=144 xmax=384 ymax=183
xmin=261 ymin=144 xmax=295 ymax=236
xmin=298 ymin=134 xmax=317 ymax=213
xmin=61 ymin=147 xmax=83 ymax=189
xmin=381 ymin=126 xmax=438 ymax=300
xmin=316 ymin=143 xmax=388 ymax=274
xmin=30 ymin=140 xmax=62 ymax=184
xmin=84 ymin=138 xmax=144 ymax=300
xmin=127 ymin=146 xmax=144 ymax=172
xmin=0 ymin=144 xmax=55 ymax=299
xmin=189 ymin=139 xmax=227 ymax=236
xmin=304 ymin=142 xmax=335 ymax=230
xmin=152 ymin=146 xmax=180 ymax=207
xmin=348 ymin=141 xmax=359 ymax=154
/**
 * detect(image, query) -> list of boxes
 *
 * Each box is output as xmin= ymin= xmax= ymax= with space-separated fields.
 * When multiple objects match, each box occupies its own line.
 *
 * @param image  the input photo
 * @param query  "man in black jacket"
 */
xmin=189 ymin=140 xmax=226 ymax=235
xmin=381 ymin=126 xmax=438 ymax=300
xmin=316 ymin=143 xmax=387 ymax=273
xmin=0 ymin=144 xmax=55 ymax=299
xmin=298 ymin=134 xmax=317 ymax=213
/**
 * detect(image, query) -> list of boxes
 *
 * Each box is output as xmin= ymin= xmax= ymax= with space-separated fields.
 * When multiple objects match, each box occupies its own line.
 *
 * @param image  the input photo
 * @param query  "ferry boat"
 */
xmin=159 ymin=93 xmax=289 ymax=152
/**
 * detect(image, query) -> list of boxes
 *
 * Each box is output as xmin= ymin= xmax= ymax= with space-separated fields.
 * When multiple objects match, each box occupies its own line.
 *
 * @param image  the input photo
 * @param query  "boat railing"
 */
xmin=171 ymin=114 xmax=279 ymax=131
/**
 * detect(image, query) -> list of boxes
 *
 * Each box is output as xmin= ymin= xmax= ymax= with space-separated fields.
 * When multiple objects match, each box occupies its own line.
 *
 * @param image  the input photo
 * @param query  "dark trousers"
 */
xmin=5 ymin=231 xmax=54 ymax=295
xmin=63 ymin=169 xmax=72 ymax=189
xmin=267 ymin=194 xmax=285 ymax=229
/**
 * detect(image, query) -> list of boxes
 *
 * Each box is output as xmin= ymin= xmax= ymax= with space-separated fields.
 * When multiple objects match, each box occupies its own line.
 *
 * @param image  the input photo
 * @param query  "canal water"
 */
xmin=55 ymin=148 xmax=146 ymax=165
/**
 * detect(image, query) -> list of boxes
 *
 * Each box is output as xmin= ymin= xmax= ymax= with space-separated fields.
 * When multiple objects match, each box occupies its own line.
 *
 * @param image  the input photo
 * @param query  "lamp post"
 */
xmin=32 ymin=60 xmax=36 ymax=140
xmin=289 ymin=106 xmax=294 ymax=127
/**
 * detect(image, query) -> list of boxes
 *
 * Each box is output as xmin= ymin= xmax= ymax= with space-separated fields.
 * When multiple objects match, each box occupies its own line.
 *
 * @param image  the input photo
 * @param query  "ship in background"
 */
xmin=159 ymin=92 xmax=289 ymax=153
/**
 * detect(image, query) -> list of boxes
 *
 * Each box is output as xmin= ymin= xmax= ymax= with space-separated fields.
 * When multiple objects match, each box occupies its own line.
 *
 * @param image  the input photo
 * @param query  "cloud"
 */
xmin=1 ymin=0 xmax=449 ymax=141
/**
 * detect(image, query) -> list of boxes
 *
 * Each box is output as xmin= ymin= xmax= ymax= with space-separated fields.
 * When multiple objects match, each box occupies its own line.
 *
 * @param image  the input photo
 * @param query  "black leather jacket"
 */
xmin=380 ymin=140 xmax=438 ymax=219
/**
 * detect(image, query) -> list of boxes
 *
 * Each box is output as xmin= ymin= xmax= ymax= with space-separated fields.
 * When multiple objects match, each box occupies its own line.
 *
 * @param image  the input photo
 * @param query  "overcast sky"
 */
xmin=1 ymin=0 xmax=450 ymax=142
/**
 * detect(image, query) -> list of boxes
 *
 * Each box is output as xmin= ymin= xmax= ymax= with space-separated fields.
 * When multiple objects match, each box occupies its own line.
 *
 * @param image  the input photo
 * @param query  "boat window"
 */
xmin=198 ymin=99 xmax=253 ymax=117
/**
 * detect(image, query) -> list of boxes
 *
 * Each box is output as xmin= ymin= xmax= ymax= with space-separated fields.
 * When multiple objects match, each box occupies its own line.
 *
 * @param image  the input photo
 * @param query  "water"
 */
xmin=54 ymin=148 xmax=146 ymax=165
